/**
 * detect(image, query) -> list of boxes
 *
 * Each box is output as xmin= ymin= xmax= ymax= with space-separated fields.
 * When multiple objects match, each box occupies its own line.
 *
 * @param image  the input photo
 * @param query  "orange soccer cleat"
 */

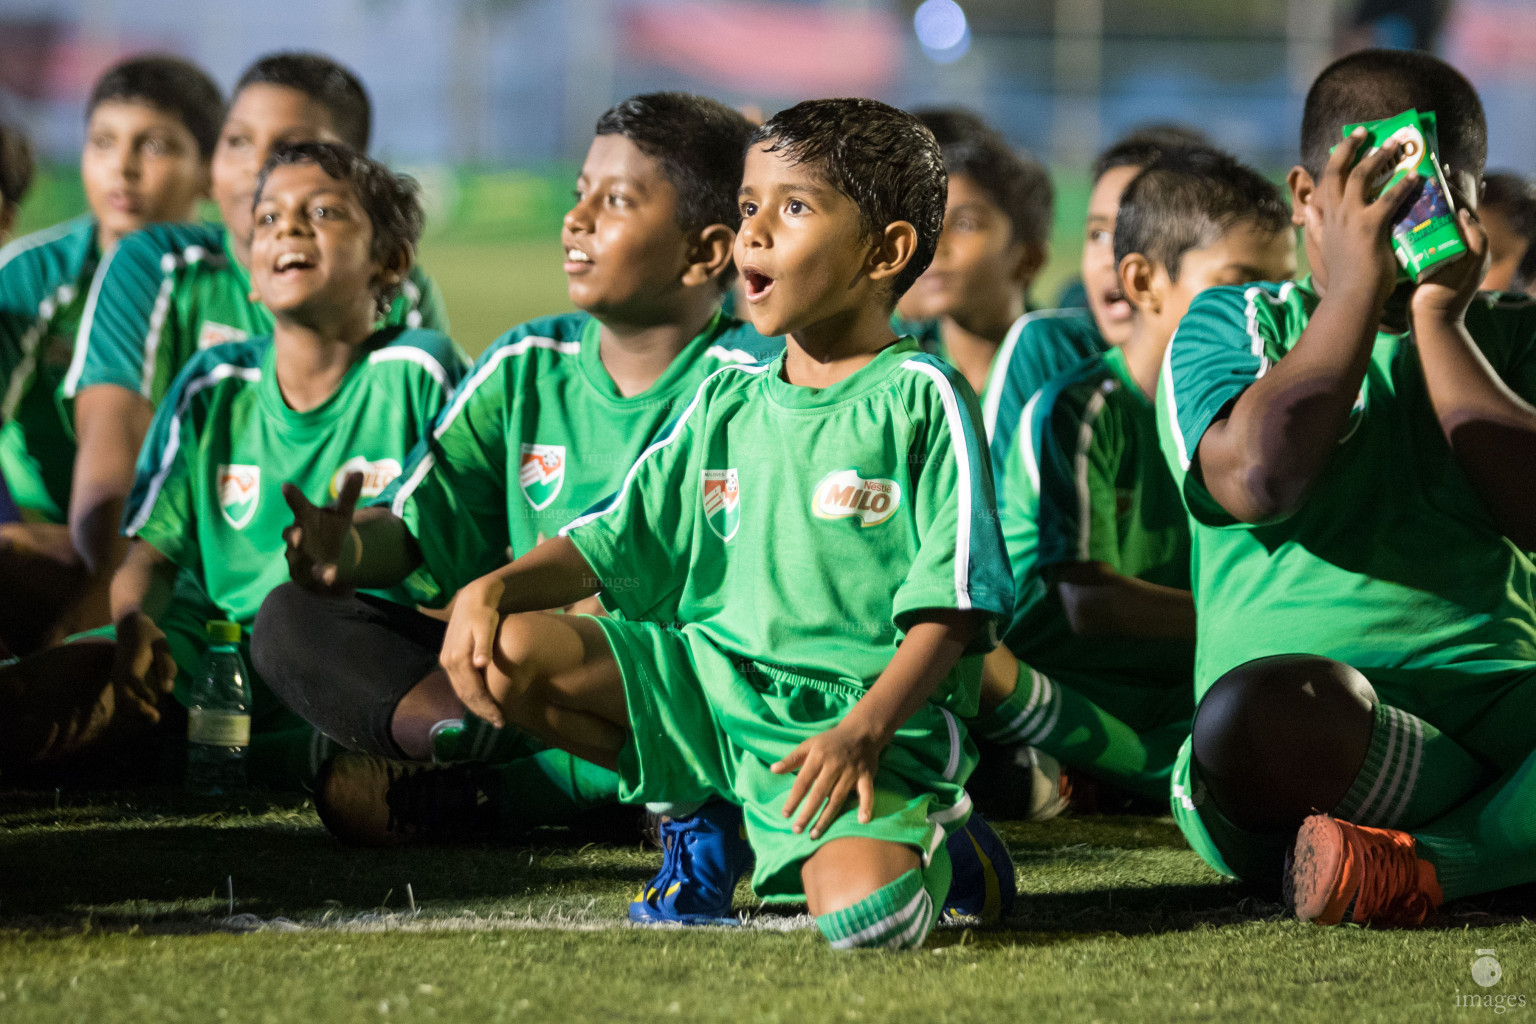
xmin=1287 ymin=814 xmax=1444 ymax=927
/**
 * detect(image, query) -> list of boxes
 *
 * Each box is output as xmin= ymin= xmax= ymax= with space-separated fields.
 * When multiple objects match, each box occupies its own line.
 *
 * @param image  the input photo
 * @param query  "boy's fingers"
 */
xmin=856 ymin=774 xmax=875 ymax=823
xmin=1370 ymin=171 xmax=1419 ymax=222
xmin=445 ymin=657 xmax=502 ymax=728
xmin=281 ymin=482 xmax=315 ymax=519
xmin=780 ymin=762 xmax=815 ymax=818
xmin=1345 ymin=141 xmax=1400 ymax=203
xmin=793 ymin=773 xmax=831 ymax=834
xmin=334 ymin=472 xmax=364 ymax=518
xmin=811 ymin=775 xmax=854 ymax=839
xmin=770 ymin=744 xmax=807 ymax=774
xmin=1323 ymin=129 xmax=1365 ymax=197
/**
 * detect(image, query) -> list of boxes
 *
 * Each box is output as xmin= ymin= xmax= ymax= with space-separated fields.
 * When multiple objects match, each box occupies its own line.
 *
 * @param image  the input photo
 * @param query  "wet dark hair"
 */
xmin=1114 ymin=147 xmax=1289 ymax=280
xmin=1300 ymin=48 xmax=1486 ymax=180
xmin=915 ymin=107 xmax=1053 ymax=249
xmin=88 ymin=55 xmax=225 ymax=159
xmin=1483 ymin=171 xmax=1536 ymax=290
xmin=1092 ymin=123 xmax=1211 ymax=183
xmin=253 ymin=141 xmax=422 ymax=309
xmin=235 ymin=52 xmax=371 ymax=151
xmin=594 ymin=92 xmax=753 ymax=288
xmin=751 ymin=98 xmax=946 ymax=302
xmin=0 ymin=123 xmax=34 ymax=209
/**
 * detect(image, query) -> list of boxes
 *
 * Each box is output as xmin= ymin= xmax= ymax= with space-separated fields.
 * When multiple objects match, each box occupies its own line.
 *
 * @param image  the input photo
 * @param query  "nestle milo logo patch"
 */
xmin=813 ymin=469 xmax=901 ymax=527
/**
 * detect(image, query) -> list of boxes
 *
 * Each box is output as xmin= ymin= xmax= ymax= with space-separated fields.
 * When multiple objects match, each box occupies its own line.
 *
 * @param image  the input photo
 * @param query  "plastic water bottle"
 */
xmin=186 ymin=620 xmax=252 ymax=794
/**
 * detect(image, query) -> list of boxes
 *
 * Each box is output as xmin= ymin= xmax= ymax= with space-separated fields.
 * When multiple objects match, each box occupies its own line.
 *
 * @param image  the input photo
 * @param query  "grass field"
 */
xmin=3 ymin=790 xmax=1534 ymax=1023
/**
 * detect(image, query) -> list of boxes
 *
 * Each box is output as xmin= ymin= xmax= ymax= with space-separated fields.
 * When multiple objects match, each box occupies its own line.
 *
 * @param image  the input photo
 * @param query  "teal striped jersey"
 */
xmin=0 ymin=216 xmax=99 ymax=520
xmin=1158 ymin=278 xmax=1536 ymax=697
xmin=1001 ymin=345 xmax=1192 ymax=683
xmin=382 ymin=309 xmax=780 ymax=606
xmin=123 ymin=328 xmax=467 ymax=627
xmin=66 ymin=222 xmax=449 ymax=406
xmin=562 ymin=337 xmax=1012 ymax=716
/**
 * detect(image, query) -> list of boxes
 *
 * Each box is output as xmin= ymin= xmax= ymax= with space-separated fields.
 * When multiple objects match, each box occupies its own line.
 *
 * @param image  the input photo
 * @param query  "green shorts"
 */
xmin=595 ymin=616 xmax=975 ymax=902
xmin=1171 ymin=664 xmax=1536 ymax=886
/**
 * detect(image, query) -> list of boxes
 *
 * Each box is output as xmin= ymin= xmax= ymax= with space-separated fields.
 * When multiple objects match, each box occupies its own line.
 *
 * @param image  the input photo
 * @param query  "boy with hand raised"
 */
xmin=973 ymin=148 xmax=1294 ymax=808
xmin=0 ymin=56 xmax=222 ymax=655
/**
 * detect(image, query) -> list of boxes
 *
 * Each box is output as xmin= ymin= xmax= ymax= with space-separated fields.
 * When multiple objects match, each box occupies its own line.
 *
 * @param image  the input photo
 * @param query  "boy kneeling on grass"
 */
xmin=0 ymin=141 xmax=464 ymax=784
xmin=286 ymin=99 xmax=1013 ymax=949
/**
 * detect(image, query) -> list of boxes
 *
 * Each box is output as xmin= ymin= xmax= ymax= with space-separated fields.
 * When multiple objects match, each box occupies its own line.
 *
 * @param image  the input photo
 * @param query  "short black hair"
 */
xmin=1300 ymin=48 xmax=1486 ymax=180
xmin=915 ymin=107 xmax=1053 ymax=249
xmin=235 ymin=52 xmax=371 ymax=152
xmin=1484 ymin=171 xmax=1536 ymax=288
xmin=594 ymin=92 xmax=752 ymax=288
xmin=1113 ymin=147 xmax=1289 ymax=280
xmin=1092 ymin=123 xmax=1212 ymax=183
xmin=751 ymin=98 xmax=946 ymax=302
xmin=87 ymin=55 xmax=225 ymax=159
xmin=253 ymin=141 xmax=422 ymax=309
xmin=0 ymin=123 xmax=34 ymax=209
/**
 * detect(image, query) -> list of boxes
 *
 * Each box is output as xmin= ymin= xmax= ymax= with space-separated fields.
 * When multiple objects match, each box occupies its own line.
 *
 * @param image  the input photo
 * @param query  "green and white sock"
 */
xmin=492 ymin=748 xmax=622 ymax=827
xmin=434 ymin=712 xmax=545 ymax=764
xmin=1412 ymin=748 xmax=1536 ymax=901
xmin=815 ymin=849 xmax=951 ymax=952
xmin=1332 ymin=701 xmax=1484 ymax=830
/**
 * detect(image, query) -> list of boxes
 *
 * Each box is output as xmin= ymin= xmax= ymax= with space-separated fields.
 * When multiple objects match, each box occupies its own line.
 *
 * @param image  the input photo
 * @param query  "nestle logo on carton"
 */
xmin=813 ymin=469 xmax=901 ymax=527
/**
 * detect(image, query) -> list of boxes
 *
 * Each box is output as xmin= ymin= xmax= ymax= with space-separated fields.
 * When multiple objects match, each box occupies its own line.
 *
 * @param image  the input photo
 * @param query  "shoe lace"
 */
xmin=384 ymin=762 xmax=487 ymax=836
xmin=1349 ymin=826 xmax=1430 ymax=924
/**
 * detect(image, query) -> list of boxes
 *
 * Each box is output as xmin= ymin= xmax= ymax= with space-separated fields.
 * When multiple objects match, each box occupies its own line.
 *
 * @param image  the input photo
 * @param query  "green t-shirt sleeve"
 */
xmin=384 ymin=367 xmax=512 ymax=607
xmin=121 ymin=368 xmax=199 ymax=570
xmin=0 ymin=244 xmax=50 ymax=411
xmin=891 ymin=360 xmax=1012 ymax=652
xmin=560 ymin=388 xmax=703 ymax=621
xmin=1034 ymin=385 xmax=1119 ymax=571
xmin=66 ymin=230 xmax=169 ymax=398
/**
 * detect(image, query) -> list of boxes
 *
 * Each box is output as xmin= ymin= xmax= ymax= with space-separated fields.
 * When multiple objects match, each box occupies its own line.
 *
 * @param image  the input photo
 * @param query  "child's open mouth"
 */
xmin=742 ymin=268 xmax=775 ymax=302
xmin=274 ymin=251 xmax=317 ymax=276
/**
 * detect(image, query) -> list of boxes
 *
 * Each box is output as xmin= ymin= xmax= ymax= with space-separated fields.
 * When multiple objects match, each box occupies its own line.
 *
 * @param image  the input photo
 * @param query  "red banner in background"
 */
xmin=622 ymin=1 xmax=901 ymax=97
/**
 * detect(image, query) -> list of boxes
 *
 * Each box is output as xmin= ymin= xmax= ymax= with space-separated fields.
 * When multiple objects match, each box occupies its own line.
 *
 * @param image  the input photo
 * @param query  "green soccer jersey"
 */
xmin=64 ymin=222 xmax=449 ymax=406
xmin=122 ymin=328 xmax=467 ymax=627
xmin=382 ymin=309 xmax=780 ymax=606
xmin=1001 ymin=345 xmax=1192 ymax=685
xmin=1159 ymin=278 xmax=1536 ymax=698
xmin=979 ymin=308 xmax=1107 ymax=490
xmin=0 ymin=216 xmax=99 ymax=521
xmin=562 ymin=337 xmax=1013 ymax=715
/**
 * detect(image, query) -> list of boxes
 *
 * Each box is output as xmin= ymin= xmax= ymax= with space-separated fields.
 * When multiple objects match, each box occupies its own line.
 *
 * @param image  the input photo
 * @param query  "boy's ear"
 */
xmin=1009 ymin=240 xmax=1048 ymax=289
xmin=679 ymin=224 xmax=735 ymax=288
xmin=1118 ymin=252 xmax=1159 ymax=316
xmin=1286 ymin=165 xmax=1314 ymax=228
xmin=371 ymin=242 xmax=413 ymax=307
xmin=866 ymin=221 xmax=918 ymax=285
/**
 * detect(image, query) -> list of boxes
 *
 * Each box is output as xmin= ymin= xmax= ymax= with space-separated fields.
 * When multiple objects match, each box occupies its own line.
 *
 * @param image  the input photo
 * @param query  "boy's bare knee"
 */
xmin=802 ymin=837 xmax=921 ymax=917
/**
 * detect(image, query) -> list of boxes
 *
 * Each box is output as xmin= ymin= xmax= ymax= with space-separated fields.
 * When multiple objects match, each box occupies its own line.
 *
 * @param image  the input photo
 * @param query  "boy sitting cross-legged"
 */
xmin=973 ymin=148 xmax=1295 ymax=809
xmin=0 ymin=142 xmax=464 ymax=783
xmin=1161 ymin=48 xmax=1536 ymax=926
xmin=0 ymin=56 xmax=223 ymax=655
xmin=253 ymin=94 xmax=778 ymax=846
xmin=285 ymin=98 xmax=1013 ymax=950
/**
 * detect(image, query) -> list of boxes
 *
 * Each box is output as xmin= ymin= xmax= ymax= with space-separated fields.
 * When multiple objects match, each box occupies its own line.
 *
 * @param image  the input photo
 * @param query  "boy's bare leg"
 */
xmin=801 ymin=836 xmax=921 ymax=916
xmin=484 ymin=612 xmax=628 ymax=770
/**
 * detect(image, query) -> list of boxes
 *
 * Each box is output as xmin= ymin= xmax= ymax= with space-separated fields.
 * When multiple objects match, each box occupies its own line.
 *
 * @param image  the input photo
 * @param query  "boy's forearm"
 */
xmin=109 ymin=541 xmax=175 ymax=623
xmin=345 ymin=507 xmax=424 ymax=589
xmin=69 ymin=386 xmax=152 ymax=579
xmin=1413 ymin=314 xmax=1536 ymax=547
xmin=842 ymin=610 xmax=981 ymax=744
xmin=1050 ymin=561 xmax=1196 ymax=640
xmin=1200 ymin=288 xmax=1381 ymax=522
xmin=475 ymin=535 xmax=602 ymax=615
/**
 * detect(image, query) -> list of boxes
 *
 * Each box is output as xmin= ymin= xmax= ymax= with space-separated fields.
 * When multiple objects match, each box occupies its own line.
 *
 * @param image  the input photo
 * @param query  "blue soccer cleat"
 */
xmin=628 ymin=800 xmax=753 ymax=926
xmin=942 ymin=810 xmax=1017 ymax=923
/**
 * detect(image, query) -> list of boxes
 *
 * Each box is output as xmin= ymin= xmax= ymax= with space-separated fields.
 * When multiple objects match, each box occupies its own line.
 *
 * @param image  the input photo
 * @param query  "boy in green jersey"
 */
xmin=973 ymin=149 xmax=1294 ymax=807
xmin=58 ymin=51 xmax=448 ymax=668
xmin=1159 ymin=48 xmax=1536 ymax=926
xmin=0 ymin=142 xmax=464 ymax=785
xmin=0 ymin=56 xmax=223 ymax=656
xmin=0 ymin=121 xmax=34 ymax=244
xmin=895 ymin=108 xmax=1051 ymax=398
xmin=288 ymin=99 xmax=1013 ymax=950
xmin=253 ymin=94 xmax=774 ymax=841
xmin=1478 ymin=171 xmax=1536 ymax=295
xmin=981 ymin=125 xmax=1212 ymax=489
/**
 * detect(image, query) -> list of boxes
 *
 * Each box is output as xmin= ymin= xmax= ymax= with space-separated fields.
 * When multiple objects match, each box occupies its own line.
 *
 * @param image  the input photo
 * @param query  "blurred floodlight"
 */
xmin=914 ymin=0 xmax=970 ymax=63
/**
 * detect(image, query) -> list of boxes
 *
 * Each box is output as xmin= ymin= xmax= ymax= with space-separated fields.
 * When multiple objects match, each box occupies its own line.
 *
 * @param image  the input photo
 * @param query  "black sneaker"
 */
xmin=314 ymin=753 xmax=512 ymax=847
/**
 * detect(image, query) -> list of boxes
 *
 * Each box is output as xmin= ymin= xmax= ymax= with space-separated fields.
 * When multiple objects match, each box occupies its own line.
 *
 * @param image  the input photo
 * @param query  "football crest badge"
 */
xmin=702 ymin=468 xmax=740 ymax=542
xmin=218 ymin=464 xmax=261 ymax=529
xmin=198 ymin=321 xmax=248 ymax=349
xmin=519 ymin=443 xmax=566 ymax=510
xmin=813 ymin=469 xmax=901 ymax=527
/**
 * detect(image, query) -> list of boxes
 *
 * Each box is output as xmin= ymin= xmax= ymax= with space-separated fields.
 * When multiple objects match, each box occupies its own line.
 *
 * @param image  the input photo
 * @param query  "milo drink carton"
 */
xmin=1341 ymin=108 xmax=1468 ymax=282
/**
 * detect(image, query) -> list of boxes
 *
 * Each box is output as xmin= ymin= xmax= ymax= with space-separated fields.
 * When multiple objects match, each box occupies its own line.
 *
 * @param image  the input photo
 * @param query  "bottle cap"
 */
xmin=205 ymin=620 xmax=241 ymax=643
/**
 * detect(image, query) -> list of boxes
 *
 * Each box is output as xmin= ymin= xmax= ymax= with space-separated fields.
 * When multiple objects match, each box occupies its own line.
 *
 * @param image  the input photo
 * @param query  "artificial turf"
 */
xmin=3 ymin=789 xmax=1533 ymax=1023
